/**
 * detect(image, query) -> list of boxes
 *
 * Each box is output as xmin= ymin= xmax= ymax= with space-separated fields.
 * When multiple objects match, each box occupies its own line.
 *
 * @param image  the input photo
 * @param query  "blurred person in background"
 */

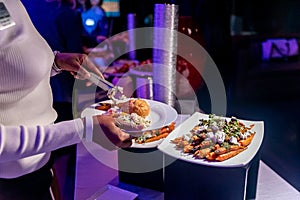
xmin=80 ymin=0 xmax=109 ymax=48
xmin=76 ymin=0 xmax=91 ymax=13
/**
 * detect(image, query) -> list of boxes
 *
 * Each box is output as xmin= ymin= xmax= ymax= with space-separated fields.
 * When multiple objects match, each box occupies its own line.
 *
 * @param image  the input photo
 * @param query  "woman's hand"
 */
xmin=92 ymin=114 xmax=132 ymax=150
xmin=54 ymin=52 xmax=104 ymax=86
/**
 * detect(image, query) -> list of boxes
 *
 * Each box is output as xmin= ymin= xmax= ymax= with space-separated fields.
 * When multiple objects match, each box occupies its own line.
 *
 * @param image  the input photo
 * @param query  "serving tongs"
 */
xmin=88 ymin=72 xmax=125 ymax=103
xmin=88 ymin=72 xmax=115 ymax=91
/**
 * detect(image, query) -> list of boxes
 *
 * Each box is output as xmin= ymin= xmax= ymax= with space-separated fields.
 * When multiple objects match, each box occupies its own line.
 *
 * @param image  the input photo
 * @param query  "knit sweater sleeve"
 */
xmin=0 ymin=118 xmax=84 ymax=163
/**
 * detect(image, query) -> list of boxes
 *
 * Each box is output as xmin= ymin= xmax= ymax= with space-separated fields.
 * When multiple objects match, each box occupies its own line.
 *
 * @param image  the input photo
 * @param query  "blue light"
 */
xmin=85 ymin=18 xmax=95 ymax=26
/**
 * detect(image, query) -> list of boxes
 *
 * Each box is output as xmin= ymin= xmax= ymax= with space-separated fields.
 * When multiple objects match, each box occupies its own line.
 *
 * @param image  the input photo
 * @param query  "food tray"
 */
xmin=158 ymin=112 xmax=264 ymax=167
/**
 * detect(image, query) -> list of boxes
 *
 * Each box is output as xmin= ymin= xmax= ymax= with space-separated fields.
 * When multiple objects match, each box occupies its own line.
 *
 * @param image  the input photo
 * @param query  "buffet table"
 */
xmin=74 ymin=143 xmax=300 ymax=200
xmin=74 ymin=114 xmax=300 ymax=200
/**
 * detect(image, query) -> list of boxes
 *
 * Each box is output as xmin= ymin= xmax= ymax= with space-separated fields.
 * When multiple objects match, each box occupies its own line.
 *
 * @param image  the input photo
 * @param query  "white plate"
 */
xmin=81 ymin=98 xmax=178 ymax=133
xmin=81 ymin=106 xmax=106 ymax=118
xmin=157 ymin=112 xmax=264 ymax=168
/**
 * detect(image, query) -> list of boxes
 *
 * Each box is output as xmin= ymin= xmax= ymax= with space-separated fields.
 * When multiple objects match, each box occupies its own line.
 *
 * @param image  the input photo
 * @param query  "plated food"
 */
xmin=95 ymin=99 xmax=176 ymax=145
xmin=96 ymin=98 xmax=152 ymax=132
xmin=92 ymin=97 xmax=178 ymax=142
xmin=104 ymin=59 xmax=153 ymax=76
xmin=118 ymin=98 xmax=150 ymax=118
xmin=80 ymin=72 xmax=178 ymax=145
xmin=95 ymin=100 xmax=177 ymax=147
xmin=113 ymin=99 xmax=152 ymax=132
xmin=171 ymin=114 xmax=256 ymax=162
xmin=95 ymin=103 xmax=112 ymax=111
xmin=104 ymin=59 xmax=139 ymax=75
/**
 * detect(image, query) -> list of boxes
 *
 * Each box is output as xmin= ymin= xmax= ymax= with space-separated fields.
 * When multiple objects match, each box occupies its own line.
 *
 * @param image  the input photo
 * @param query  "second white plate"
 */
xmin=158 ymin=112 xmax=264 ymax=168
xmin=81 ymin=99 xmax=178 ymax=133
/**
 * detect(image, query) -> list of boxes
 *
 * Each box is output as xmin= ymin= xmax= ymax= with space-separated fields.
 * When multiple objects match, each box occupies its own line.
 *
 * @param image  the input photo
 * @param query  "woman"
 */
xmin=22 ymin=1 xmax=94 ymax=199
xmin=0 ymin=1 xmax=131 ymax=199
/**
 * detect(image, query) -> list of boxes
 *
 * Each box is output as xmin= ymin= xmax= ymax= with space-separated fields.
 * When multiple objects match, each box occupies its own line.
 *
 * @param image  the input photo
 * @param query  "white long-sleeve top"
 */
xmin=0 ymin=0 xmax=84 ymax=178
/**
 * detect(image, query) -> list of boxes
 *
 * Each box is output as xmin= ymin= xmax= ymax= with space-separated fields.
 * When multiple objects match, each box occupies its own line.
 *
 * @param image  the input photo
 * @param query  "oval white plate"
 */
xmin=81 ymin=98 xmax=178 ymax=134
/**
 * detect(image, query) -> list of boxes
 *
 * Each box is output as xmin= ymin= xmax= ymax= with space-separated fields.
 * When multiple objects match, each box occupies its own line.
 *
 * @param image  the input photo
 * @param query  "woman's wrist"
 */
xmin=52 ymin=51 xmax=62 ymax=73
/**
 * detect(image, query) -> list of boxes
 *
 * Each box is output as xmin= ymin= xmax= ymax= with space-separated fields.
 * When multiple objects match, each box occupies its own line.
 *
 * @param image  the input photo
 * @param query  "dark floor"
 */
xmin=198 ymin=87 xmax=300 ymax=192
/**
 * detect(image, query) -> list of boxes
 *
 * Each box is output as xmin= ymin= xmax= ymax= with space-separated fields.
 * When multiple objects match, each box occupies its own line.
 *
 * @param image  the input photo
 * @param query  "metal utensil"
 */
xmin=88 ymin=72 xmax=115 ymax=91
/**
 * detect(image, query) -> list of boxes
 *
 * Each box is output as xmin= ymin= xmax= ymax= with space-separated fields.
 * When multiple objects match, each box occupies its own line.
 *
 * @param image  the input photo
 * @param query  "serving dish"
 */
xmin=158 ymin=112 xmax=264 ymax=167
